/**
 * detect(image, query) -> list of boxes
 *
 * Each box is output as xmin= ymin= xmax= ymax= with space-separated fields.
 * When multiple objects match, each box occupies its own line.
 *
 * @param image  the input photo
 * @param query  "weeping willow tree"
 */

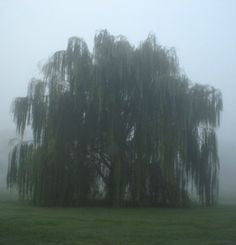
xmin=7 ymin=30 xmax=222 ymax=207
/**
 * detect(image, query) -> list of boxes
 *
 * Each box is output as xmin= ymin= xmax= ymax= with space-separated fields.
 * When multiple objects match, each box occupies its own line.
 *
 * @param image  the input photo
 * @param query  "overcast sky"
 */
xmin=0 ymin=0 xmax=236 ymax=196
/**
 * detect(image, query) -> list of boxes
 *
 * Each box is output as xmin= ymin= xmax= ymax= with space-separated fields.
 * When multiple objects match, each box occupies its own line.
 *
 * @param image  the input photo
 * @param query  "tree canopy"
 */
xmin=7 ymin=30 xmax=223 ymax=207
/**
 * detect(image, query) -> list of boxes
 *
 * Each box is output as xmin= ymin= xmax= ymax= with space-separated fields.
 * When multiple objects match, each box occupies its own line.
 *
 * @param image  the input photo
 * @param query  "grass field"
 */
xmin=0 ymin=200 xmax=236 ymax=245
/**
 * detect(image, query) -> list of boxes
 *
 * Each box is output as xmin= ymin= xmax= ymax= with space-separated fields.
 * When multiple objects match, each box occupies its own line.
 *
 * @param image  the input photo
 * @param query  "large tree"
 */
xmin=7 ymin=30 xmax=223 ymax=207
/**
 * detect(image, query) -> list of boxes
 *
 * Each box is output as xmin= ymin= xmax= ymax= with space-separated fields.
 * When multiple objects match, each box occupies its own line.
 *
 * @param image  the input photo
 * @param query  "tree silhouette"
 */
xmin=7 ymin=30 xmax=223 ymax=207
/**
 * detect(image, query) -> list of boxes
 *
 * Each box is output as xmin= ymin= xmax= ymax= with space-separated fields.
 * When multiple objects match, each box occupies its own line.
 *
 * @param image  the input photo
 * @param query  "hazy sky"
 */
xmin=0 ymin=0 xmax=236 ymax=195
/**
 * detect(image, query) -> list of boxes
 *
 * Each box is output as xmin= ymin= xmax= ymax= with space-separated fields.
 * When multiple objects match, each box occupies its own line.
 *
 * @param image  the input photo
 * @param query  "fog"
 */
xmin=0 ymin=0 xmax=236 ymax=202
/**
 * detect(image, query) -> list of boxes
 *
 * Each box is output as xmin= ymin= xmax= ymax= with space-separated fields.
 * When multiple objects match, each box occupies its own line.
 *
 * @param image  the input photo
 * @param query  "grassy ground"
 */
xmin=0 ymin=200 xmax=236 ymax=245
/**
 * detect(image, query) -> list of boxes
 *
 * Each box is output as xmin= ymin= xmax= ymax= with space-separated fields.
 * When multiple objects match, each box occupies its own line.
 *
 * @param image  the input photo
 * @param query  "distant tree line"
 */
xmin=7 ymin=30 xmax=222 ymax=207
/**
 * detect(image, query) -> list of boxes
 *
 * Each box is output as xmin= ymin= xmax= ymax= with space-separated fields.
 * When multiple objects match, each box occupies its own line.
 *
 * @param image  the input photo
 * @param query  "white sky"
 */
xmin=0 ymin=0 xmax=236 ymax=196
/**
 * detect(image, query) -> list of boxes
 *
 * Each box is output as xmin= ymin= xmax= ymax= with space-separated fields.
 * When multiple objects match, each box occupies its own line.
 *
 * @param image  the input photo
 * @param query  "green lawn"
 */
xmin=0 ymin=200 xmax=236 ymax=245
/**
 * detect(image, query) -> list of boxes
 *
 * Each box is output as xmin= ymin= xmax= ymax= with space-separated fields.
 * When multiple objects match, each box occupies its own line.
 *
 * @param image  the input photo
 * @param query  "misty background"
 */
xmin=0 ymin=0 xmax=235 ymax=202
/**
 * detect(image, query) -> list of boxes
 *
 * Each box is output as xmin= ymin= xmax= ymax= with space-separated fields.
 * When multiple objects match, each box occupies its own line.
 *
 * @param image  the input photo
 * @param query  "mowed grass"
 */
xmin=0 ymin=200 xmax=236 ymax=245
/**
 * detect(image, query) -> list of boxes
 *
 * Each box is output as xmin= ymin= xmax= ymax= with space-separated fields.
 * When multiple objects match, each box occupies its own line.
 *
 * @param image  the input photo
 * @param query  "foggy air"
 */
xmin=0 ymin=1 xmax=236 ymax=244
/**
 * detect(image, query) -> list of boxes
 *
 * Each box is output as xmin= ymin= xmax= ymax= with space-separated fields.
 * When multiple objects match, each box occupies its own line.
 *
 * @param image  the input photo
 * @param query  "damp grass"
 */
xmin=0 ymin=200 xmax=235 ymax=245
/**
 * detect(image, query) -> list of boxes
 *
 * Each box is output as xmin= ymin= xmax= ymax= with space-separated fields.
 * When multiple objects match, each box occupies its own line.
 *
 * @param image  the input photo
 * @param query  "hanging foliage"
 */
xmin=8 ymin=30 xmax=222 ymax=207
